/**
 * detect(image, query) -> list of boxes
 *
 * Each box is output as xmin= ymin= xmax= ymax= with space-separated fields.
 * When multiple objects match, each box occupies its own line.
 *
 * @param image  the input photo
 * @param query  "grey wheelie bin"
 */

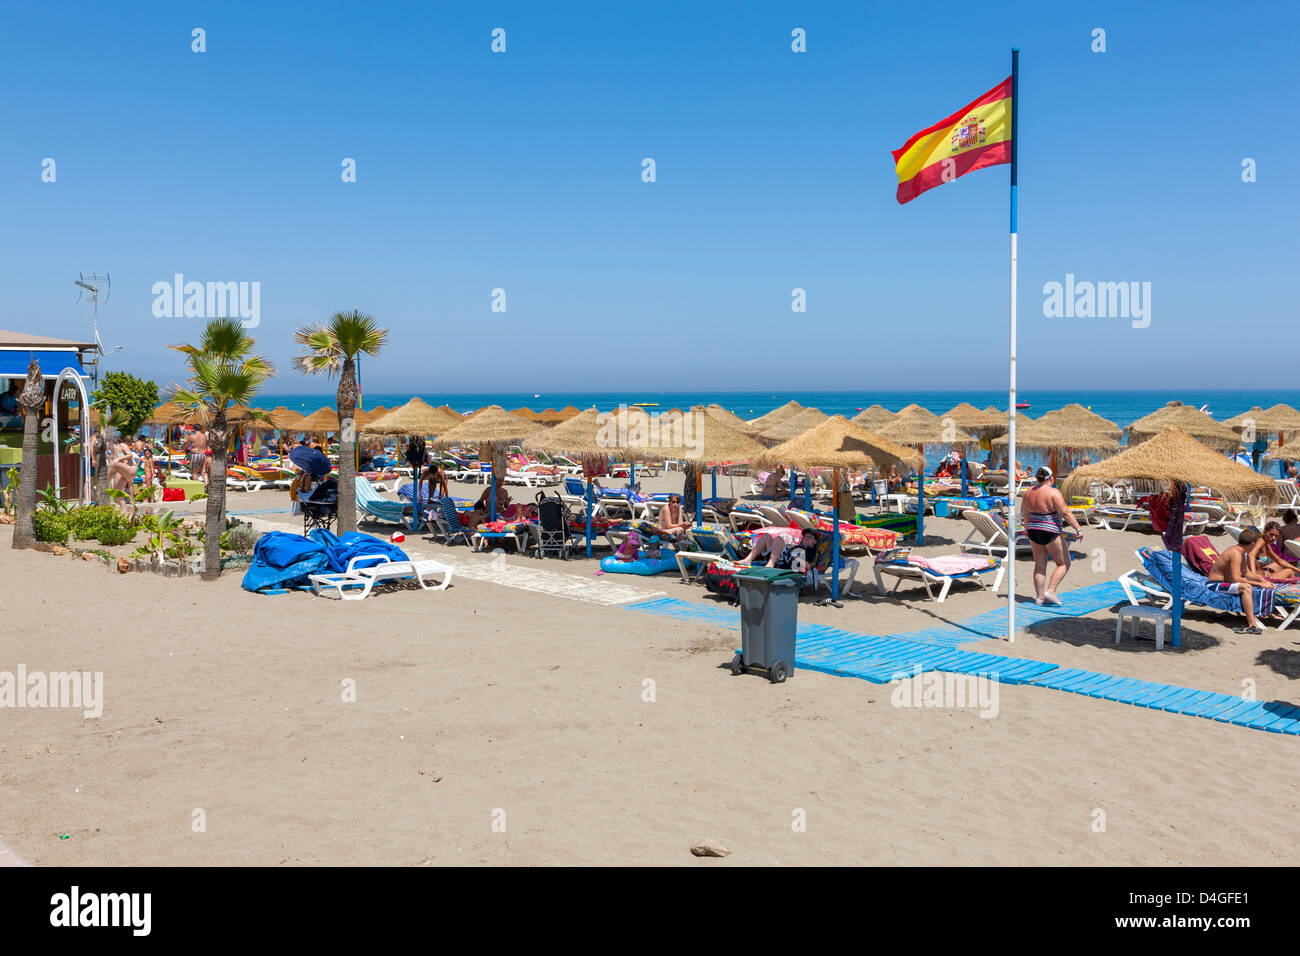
xmin=730 ymin=567 xmax=802 ymax=683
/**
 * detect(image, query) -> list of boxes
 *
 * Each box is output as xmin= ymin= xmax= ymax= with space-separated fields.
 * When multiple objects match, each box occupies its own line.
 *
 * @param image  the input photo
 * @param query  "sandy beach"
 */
xmin=2 ymin=469 xmax=1297 ymax=867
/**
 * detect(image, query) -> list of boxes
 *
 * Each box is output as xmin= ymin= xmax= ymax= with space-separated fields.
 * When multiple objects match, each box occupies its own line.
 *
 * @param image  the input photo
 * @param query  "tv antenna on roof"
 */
xmin=75 ymin=272 xmax=117 ymax=386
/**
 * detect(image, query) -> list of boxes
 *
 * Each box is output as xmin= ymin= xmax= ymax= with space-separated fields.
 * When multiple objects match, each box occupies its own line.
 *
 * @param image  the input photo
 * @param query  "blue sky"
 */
xmin=3 ymin=0 xmax=1295 ymax=394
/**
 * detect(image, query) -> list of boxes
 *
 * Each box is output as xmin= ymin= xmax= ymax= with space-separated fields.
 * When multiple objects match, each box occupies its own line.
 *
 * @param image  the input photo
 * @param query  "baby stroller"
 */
xmin=534 ymin=492 xmax=573 ymax=559
xmin=301 ymin=477 xmax=339 ymax=534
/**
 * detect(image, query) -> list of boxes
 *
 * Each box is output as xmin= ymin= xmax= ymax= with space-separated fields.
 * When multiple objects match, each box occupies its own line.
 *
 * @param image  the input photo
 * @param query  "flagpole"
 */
xmin=1007 ymin=46 xmax=1019 ymax=642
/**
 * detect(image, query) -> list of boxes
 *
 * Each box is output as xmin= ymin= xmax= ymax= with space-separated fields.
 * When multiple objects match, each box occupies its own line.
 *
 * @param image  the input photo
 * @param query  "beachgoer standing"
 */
xmin=1022 ymin=466 xmax=1083 ymax=606
xmin=185 ymin=428 xmax=210 ymax=485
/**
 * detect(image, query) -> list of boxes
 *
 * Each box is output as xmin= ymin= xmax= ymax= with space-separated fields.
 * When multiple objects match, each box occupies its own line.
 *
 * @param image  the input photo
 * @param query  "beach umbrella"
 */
xmin=875 ymin=408 xmax=974 ymax=543
xmin=994 ymin=409 xmax=1120 ymax=470
xmin=433 ymin=406 xmax=543 ymax=520
xmin=361 ymin=398 xmax=462 ymax=436
xmin=297 ymin=405 xmax=341 ymax=433
xmin=756 ymin=416 xmax=923 ymax=601
xmin=1062 ymin=427 xmax=1278 ymax=647
xmin=759 ymin=406 xmax=829 ymax=444
xmin=747 ymin=400 xmax=805 ymax=431
xmin=941 ymin=402 xmax=1007 ymax=436
xmin=699 ymin=403 xmax=762 ymax=437
xmin=1223 ymin=405 xmax=1300 ymax=473
xmin=849 ymin=405 xmax=895 ymax=431
xmin=1125 ymin=403 xmax=1241 ymax=452
xmin=288 ymin=445 xmax=333 ymax=479
xmin=1048 ymin=403 xmax=1121 ymax=440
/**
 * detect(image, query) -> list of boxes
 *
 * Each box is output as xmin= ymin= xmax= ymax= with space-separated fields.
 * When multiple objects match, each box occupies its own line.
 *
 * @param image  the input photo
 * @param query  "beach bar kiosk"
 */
xmin=0 ymin=329 xmax=96 ymax=504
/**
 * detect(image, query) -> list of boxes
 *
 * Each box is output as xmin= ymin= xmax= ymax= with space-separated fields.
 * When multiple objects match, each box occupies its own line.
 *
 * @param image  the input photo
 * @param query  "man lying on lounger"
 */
xmin=1207 ymin=527 xmax=1277 ymax=634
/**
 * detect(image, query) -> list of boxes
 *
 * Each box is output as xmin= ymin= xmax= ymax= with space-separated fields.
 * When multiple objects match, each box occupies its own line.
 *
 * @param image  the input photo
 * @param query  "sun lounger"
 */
xmin=309 ymin=554 xmax=454 ymax=600
xmin=872 ymin=550 xmax=1005 ymax=603
xmin=1272 ymin=479 xmax=1300 ymax=514
xmin=426 ymin=497 xmax=474 ymax=547
xmin=1093 ymin=506 xmax=1152 ymax=532
xmin=1118 ymin=546 xmax=1300 ymax=630
xmin=356 ymin=475 xmax=411 ymax=525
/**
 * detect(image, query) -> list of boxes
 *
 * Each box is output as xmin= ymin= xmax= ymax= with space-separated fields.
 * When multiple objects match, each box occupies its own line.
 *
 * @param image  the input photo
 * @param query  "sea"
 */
xmin=253 ymin=389 xmax=1300 ymax=432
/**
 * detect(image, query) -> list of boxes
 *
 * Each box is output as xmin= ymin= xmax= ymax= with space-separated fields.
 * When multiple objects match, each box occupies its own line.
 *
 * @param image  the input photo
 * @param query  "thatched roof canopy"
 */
xmin=875 ymin=406 xmax=973 ymax=446
xmin=941 ymin=402 xmax=1006 ymax=434
xmin=747 ymin=400 xmax=805 ymax=431
xmin=522 ymin=408 xmax=607 ymax=456
xmin=1061 ymin=427 xmax=1278 ymax=504
xmin=1222 ymin=404 xmax=1300 ymax=437
xmin=698 ymin=404 xmax=761 ymax=436
xmin=756 ymin=416 xmax=924 ymax=472
xmin=994 ymin=407 xmax=1119 ymax=453
xmin=266 ymin=406 xmax=305 ymax=431
xmin=297 ymin=406 xmax=341 ymax=432
xmin=849 ymin=405 xmax=895 ymax=430
xmin=431 ymin=405 xmax=543 ymax=449
xmin=362 ymin=398 xmax=463 ymax=436
xmin=759 ymin=407 xmax=829 ymax=443
xmin=1126 ymin=403 xmax=1241 ymax=451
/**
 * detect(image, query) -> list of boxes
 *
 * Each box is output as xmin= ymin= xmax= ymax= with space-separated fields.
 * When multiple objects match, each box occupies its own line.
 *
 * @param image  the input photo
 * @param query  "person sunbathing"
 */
xmin=657 ymin=494 xmax=691 ymax=539
xmin=1254 ymin=522 xmax=1300 ymax=582
xmin=760 ymin=466 xmax=786 ymax=499
xmin=1208 ymin=527 xmax=1275 ymax=634
xmin=735 ymin=531 xmax=785 ymax=568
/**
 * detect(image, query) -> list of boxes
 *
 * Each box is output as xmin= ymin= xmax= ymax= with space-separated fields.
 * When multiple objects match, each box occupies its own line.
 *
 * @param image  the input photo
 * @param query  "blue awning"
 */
xmin=0 ymin=349 xmax=87 ymax=379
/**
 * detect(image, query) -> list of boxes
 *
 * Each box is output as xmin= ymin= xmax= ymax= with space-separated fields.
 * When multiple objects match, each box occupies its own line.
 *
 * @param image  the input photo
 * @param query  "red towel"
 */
xmin=1180 ymin=534 xmax=1218 ymax=576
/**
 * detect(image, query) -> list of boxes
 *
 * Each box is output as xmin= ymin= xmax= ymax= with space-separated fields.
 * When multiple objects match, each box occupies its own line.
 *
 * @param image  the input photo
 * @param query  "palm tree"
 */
xmin=170 ymin=318 xmax=275 ymax=580
xmin=292 ymin=310 xmax=387 ymax=534
xmin=11 ymin=359 xmax=45 ymax=549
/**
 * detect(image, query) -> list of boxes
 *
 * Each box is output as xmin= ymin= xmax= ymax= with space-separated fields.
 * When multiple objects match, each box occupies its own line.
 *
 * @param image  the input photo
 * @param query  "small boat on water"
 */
xmin=632 ymin=402 xmax=659 ymax=408
xmin=1016 ymin=403 xmax=1030 ymax=409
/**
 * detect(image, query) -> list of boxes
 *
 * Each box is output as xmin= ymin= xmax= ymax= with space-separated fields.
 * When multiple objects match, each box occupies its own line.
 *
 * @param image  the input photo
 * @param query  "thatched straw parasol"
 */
xmin=297 ymin=406 xmax=342 ymax=433
xmin=1062 ymin=427 xmax=1276 ymax=505
xmin=522 ymin=408 xmax=607 ymax=457
xmin=755 ymin=416 xmax=923 ymax=473
xmin=849 ymin=405 xmax=895 ymax=430
xmin=1126 ymin=403 xmax=1240 ymax=451
xmin=620 ymin=409 xmax=767 ymax=464
xmin=747 ymin=400 xmax=805 ymax=431
xmin=147 ymin=402 xmax=187 ymax=425
xmin=362 ymin=398 xmax=462 ymax=437
xmin=266 ymin=407 xmax=305 ymax=431
xmin=1043 ymin=403 xmax=1120 ymax=439
xmin=511 ymin=407 xmax=540 ymax=421
xmin=1222 ymin=404 xmax=1300 ymax=441
xmin=430 ymin=405 xmax=543 ymax=449
xmin=759 ymin=406 xmax=829 ymax=443
xmin=875 ymin=406 xmax=972 ymax=446
xmin=699 ymin=403 xmax=761 ymax=437
xmin=941 ymin=402 xmax=1006 ymax=436
xmin=996 ymin=408 xmax=1119 ymax=454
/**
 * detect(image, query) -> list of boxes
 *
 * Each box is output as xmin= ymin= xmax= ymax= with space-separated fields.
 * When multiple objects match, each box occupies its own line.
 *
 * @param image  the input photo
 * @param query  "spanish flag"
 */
xmin=891 ymin=76 xmax=1012 ymax=205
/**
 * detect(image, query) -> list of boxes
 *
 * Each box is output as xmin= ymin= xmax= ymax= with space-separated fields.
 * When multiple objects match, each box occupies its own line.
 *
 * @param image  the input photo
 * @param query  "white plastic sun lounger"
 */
xmin=872 ymin=553 xmax=1005 ymax=603
xmin=309 ymin=554 xmax=455 ymax=600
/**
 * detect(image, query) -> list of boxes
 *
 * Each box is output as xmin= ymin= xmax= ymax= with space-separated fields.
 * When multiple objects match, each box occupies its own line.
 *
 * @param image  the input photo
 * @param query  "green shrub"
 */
xmin=94 ymin=526 xmax=138 ymax=547
xmin=220 ymin=524 xmax=259 ymax=554
xmin=65 ymin=505 xmax=132 ymax=541
xmin=33 ymin=510 xmax=69 ymax=544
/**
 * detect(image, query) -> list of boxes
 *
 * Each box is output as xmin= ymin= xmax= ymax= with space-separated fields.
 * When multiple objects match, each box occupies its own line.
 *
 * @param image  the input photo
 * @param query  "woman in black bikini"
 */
xmin=1022 ymin=466 xmax=1083 ymax=606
